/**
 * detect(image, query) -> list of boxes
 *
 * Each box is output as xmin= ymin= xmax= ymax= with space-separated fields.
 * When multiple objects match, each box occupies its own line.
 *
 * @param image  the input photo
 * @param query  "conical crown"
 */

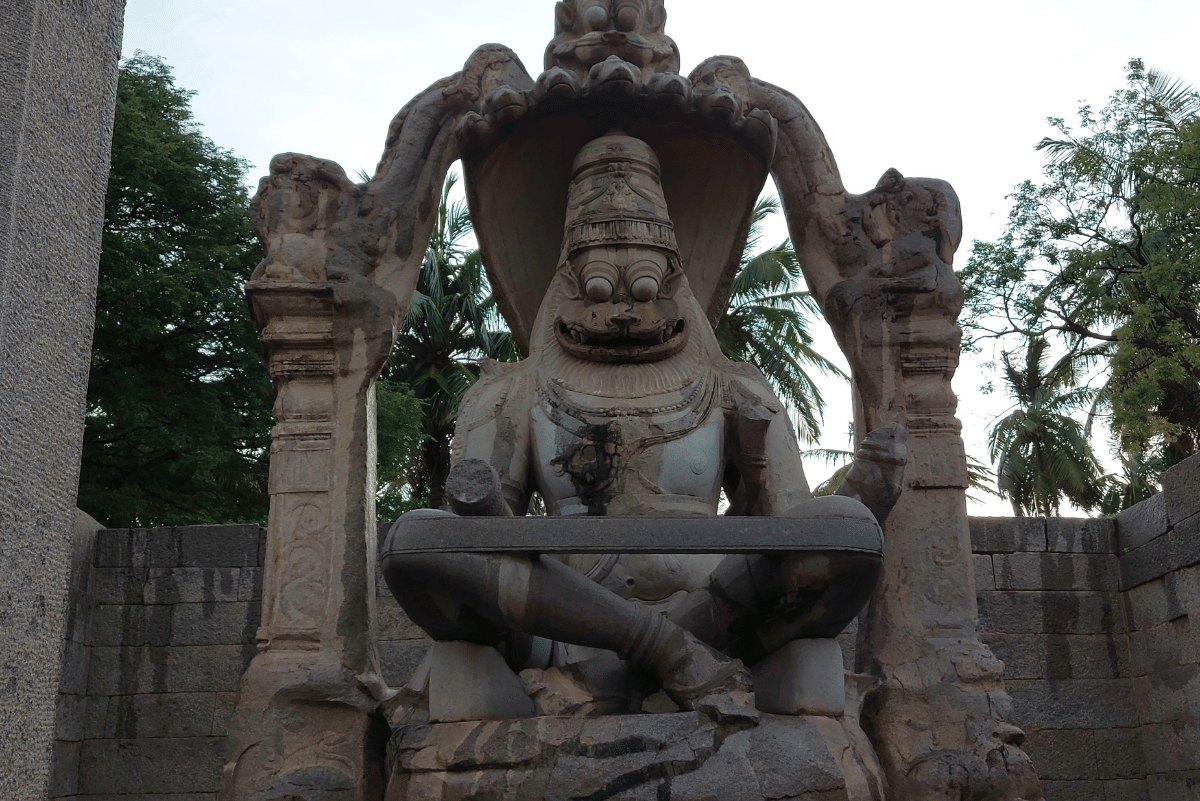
xmin=563 ymin=133 xmax=678 ymax=258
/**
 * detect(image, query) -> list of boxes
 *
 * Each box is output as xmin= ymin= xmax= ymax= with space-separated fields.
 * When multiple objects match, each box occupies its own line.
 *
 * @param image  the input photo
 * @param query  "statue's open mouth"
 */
xmin=555 ymin=319 xmax=687 ymax=363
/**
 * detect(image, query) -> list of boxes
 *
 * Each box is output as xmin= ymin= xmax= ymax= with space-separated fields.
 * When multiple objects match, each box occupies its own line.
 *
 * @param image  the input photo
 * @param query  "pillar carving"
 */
xmin=217 ymin=44 xmax=529 ymax=801
xmin=820 ymin=172 xmax=1043 ymax=799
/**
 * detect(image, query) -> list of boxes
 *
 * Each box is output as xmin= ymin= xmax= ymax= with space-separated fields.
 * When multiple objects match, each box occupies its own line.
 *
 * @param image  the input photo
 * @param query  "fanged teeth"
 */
xmin=571 ymin=330 xmax=583 ymax=344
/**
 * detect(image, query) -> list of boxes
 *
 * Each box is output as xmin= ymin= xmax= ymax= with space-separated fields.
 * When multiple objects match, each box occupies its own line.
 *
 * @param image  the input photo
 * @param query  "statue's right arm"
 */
xmin=450 ymin=362 xmax=534 ymax=515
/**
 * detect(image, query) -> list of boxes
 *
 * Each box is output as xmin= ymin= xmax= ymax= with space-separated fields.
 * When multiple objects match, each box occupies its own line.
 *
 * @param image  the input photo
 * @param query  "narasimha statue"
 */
xmin=381 ymin=131 xmax=906 ymax=714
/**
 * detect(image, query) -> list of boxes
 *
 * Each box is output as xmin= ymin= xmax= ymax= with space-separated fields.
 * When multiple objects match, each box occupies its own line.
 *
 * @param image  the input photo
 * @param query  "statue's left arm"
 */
xmin=450 ymin=361 xmax=535 ymax=515
xmin=723 ymin=369 xmax=812 ymax=517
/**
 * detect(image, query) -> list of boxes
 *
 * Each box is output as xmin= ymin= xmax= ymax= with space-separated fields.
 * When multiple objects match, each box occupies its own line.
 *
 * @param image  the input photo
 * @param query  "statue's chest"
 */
xmin=530 ymin=403 xmax=725 ymax=516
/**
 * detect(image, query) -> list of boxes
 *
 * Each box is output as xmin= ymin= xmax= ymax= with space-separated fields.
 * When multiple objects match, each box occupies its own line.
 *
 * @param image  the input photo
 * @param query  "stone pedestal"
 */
xmin=386 ymin=712 xmax=885 ymax=801
xmin=0 ymin=2 xmax=125 ymax=798
xmin=752 ymin=639 xmax=845 ymax=716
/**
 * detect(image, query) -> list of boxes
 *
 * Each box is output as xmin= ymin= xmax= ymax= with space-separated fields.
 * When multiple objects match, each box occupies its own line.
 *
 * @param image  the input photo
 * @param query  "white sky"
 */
xmin=121 ymin=0 xmax=1200 ymax=515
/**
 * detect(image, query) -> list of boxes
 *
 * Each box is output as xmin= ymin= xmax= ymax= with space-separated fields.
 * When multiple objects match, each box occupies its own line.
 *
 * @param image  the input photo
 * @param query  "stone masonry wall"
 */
xmin=53 ymin=454 xmax=1200 ymax=799
xmin=972 ymin=452 xmax=1200 ymax=801
xmin=1116 ymin=453 xmax=1200 ymax=800
xmin=972 ymin=516 xmax=1137 ymax=801
xmin=52 ymin=523 xmax=433 ymax=801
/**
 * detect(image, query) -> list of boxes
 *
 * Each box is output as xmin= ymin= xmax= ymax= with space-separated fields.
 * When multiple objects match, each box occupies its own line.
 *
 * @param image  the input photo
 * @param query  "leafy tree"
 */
xmin=376 ymin=172 xmax=518 ymax=513
xmin=79 ymin=53 xmax=272 ymax=527
xmin=1099 ymin=448 xmax=1163 ymax=515
xmin=716 ymin=196 xmax=846 ymax=443
xmin=987 ymin=338 xmax=1105 ymax=516
xmin=961 ymin=59 xmax=1200 ymax=467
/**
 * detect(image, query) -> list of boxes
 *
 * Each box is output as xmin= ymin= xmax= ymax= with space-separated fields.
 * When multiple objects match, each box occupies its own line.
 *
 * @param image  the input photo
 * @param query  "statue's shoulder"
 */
xmin=714 ymin=359 xmax=785 ymax=415
xmin=456 ymin=358 xmax=535 ymax=433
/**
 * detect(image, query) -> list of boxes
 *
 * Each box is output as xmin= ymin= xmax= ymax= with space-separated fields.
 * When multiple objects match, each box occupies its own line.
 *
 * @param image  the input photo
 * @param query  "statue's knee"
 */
xmin=784 ymin=493 xmax=877 ymax=523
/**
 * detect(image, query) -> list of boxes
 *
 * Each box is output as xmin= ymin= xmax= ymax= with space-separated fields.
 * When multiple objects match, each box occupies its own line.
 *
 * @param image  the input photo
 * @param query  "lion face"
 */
xmin=554 ymin=244 xmax=688 ymax=363
xmin=545 ymin=0 xmax=679 ymax=80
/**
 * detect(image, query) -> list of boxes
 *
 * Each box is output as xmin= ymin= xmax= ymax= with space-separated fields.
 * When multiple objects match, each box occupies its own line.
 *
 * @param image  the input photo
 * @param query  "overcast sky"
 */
xmin=120 ymin=0 xmax=1200 ymax=515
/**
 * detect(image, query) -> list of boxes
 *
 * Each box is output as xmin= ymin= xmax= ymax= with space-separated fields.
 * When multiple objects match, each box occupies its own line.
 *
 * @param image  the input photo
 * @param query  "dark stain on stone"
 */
xmin=553 ymin=422 xmax=621 ymax=516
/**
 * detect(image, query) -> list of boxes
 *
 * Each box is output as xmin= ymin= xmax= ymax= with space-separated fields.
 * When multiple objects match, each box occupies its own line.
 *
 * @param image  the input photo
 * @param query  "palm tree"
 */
xmin=377 ymin=171 xmax=518 ymax=513
xmin=716 ymin=196 xmax=846 ymax=443
xmin=988 ymin=337 xmax=1105 ymax=516
xmin=1099 ymin=448 xmax=1163 ymax=515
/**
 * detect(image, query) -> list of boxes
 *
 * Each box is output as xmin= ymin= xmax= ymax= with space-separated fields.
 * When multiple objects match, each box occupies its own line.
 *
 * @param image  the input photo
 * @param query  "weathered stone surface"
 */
xmin=0 ymin=0 xmax=124 ymax=793
xmin=975 ymin=554 xmax=996 ymax=591
xmin=170 ymin=602 xmax=260 ymax=646
xmin=1120 ymin=514 xmax=1200 ymax=589
xmin=1161 ymin=453 xmax=1200 ymax=527
xmin=427 ymin=642 xmax=535 ymax=722
xmin=1131 ymin=666 xmax=1200 ymax=723
xmin=58 ymin=640 xmax=92 ymax=696
xmin=48 ymin=741 xmax=79 ymax=798
xmin=1093 ymin=728 xmax=1146 ymax=780
xmin=993 ymin=552 xmax=1120 ymax=592
xmin=91 ymin=567 xmax=150 ymax=605
xmin=752 ymin=638 xmax=844 ymax=716
xmin=377 ymin=603 xmax=427 ymax=642
xmin=1136 ymin=721 xmax=1200 ymax=772
xmin=1143 ymin=771 xmax=1200 ymax=800
xmin=970 ymin=517 xmax=1048 ymax=553
xmin=1101 ymin=778 xmax=1151 ymax=801
xmin=144 ymin=567 xmax=245 ymax=605
xmin=1022 ymin=728 xmax=1098 ymax=781
xmin=177 ymin=525 xmax=262 ymax=568
xmin=1127 ymin=613 xmax=1200 ymax=677
xmin=1117 ymin=494 xmax=1169 ymax=553
xmin=55 ymin=694 xmax=87 ymax=743
xmin=104 ymin=693 xmax=218 ymax=740
xmin=387 ymin=712 xmax=884 ymax=800
xmin=78 ymin=738 xmax=225 ymax=795
xmin=979 ymin=591 xmax=1124 ymax=634
xmin=94 ymin=528 xmax=185 ymax=569
xmin=1124 ymin=568 xmax=1197 ymax=631
xmin=1047 ymin=518 xmax=1116 ymax=554
xmin=1008 ymin=679 xmax=1139 ymax=729
xmin=1039 ymin=780 xmax=1105 ymax=800
xmin=87 ymin=646 xmax=251 ymax=696
xmin=91 ymin=604 xmax=172 ymax=647
xmin=381 ymin=641 xmax=433 ymax=688
xmin=981 ymin=633 xmax=1130 ymax=681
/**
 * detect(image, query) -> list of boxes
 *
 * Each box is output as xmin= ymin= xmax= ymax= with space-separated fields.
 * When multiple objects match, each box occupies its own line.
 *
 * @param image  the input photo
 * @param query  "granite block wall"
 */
xmin=972 ymin=516 xmax=1139 ymax=801
xmin=52 ymin=455 xmax=1200 ymax=799
xmin=970 ymin=452 xmax=1200 ymax=801
xmin=52 ymin=524 xmax=434 ymax=801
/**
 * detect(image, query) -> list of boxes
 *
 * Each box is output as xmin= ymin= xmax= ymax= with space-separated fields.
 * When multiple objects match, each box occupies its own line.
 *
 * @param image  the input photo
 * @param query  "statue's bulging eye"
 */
xmin=615 ymin=5 xmax=640 ymax=31
xmin=586 ymin=276 xmax=614 ymax=302
xmin=631 ymin=276 xmax=659 ymax=302
xmin=584 ymin=4 xmax=609 ymax=30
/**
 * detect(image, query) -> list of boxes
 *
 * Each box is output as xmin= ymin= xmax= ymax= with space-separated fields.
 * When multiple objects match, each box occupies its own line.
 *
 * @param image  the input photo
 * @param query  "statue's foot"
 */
xmin=657 ymin=629 xmax=758 ymax=724
xmin=838 ymin=424 xmax=909 ymax=524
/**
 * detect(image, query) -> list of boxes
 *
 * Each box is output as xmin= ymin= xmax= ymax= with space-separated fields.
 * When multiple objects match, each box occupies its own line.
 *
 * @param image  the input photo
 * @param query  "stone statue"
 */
xmin=221 ymin=2 xmax=1044 ymax=799
xmin=381 ymin=131 xmax=905 ymax=715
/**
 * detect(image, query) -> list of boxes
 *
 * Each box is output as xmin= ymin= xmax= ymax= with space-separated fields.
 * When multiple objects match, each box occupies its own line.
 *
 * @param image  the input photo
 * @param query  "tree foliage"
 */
xmin=961 ymin=60 xmax=1200 ymax=468
xmin=987 ymin=338 xmax=1105 ymax=516
xmin=375 ymin=173 xmax=518 ymax=516
xmin=716 ymin=196 xmax=846 ymax=444
xmin=78 ymin=54 xmax=272 ymax=527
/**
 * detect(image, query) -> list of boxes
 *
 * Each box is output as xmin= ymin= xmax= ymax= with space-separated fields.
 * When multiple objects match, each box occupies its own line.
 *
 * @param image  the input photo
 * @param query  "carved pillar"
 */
xmin=822 ymin=173 xmax=1041 ymax=800
xmin=215 ymin=44 xmax=525 ymax=800
xmin=219 ymin=275 xmax=395 ymax=800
